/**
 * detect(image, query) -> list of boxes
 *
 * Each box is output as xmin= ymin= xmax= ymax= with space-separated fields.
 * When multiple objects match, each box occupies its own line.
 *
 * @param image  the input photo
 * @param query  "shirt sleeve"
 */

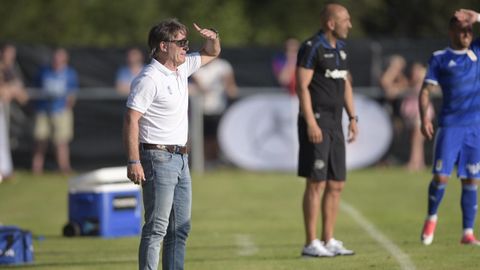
xmin=126 ymin=75 xmax=157 ymax=114
xmin=67 ymin=68 xmax=79 ymax=93
xmin=297 ymin=41 xmax=319 ymax=70
xmin=186 ymin=52 xmax=202 ymax=77
xmin=424 ymin=55 xmax=439 ymax=85
xmin=471 ymin=37 xmax=480 ymax=55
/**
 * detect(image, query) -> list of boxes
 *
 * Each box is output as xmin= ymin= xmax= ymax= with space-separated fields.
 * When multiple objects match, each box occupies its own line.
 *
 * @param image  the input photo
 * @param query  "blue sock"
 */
xmin=461 ymin=184 xmax=478 ymax=230
xmin=427 ymin=180 xmax=446 ymax=216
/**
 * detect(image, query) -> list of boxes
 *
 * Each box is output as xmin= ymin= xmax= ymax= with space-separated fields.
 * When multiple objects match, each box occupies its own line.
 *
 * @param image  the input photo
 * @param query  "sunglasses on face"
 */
xmin=164 ymin=39 xmax=189 ymax=48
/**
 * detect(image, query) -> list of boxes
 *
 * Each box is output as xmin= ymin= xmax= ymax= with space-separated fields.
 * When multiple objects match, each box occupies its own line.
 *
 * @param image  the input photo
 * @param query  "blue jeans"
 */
xmin=138 ymin=148 xmax=192 ymax=270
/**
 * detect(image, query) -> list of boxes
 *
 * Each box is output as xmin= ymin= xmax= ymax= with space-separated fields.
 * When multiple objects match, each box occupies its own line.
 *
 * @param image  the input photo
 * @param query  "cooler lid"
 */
xmin=68 ymin=166 xmax=139 ymax=191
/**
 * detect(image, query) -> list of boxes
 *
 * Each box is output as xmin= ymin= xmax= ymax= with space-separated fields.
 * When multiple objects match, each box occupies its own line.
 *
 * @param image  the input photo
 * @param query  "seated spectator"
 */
xmin=115 ymin=47 xmax=145 ymax=96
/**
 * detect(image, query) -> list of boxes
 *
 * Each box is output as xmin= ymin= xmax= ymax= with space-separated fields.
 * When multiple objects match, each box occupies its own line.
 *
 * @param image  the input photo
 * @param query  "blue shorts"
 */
xmin=432 ymin=126 xmax=480 ymax=179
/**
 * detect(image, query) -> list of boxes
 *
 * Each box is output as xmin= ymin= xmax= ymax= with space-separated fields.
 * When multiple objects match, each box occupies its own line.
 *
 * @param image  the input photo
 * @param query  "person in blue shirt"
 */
xmin=115 ymin=47 xmax=145 ymax=96
xmin=32 ymin=48 xmax=78 ymax=174
xmin=420 ymin=9 xmax=480 ymax=246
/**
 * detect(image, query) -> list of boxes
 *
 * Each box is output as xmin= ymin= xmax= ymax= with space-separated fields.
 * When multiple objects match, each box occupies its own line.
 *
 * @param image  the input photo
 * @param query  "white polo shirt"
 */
xmin=127 ymin=53 xmax=201 ymax=145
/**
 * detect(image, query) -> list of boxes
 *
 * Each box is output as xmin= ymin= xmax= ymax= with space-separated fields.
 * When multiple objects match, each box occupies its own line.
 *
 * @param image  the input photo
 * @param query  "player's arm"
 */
xmin=418 ymin=82 xmax=437 ymax=140
xmin=193 ymin=23 xmax=221 ymax=66
xmin=296 ymin=67 xmax=322 ymax=143
xmin=344 ymin=77 xmax=358 ymax=143
xmin=123 ymin=108 xmax=145 ymax=184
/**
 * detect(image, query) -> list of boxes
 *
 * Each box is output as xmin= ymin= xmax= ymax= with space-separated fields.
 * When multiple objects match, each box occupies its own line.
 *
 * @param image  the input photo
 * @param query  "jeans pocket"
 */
xmin=152 ymin=150 xmax=173 ymax=163
xmin=141 ymin=150 xmax=172 ymax=182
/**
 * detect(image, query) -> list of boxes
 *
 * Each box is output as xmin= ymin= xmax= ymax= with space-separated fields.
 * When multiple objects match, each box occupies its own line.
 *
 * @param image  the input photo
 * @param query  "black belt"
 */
xmin=141 ymin=143 xmax=188 ymax=154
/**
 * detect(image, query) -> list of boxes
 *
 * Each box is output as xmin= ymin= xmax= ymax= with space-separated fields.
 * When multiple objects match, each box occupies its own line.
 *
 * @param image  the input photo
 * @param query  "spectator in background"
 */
xmin=0 ymin=44 xmax=28 ymax=180
xmin=400 ymin=62 xmax=433 ymax=171
xmin=32 ymin=48 xmax=78 ymax=174
xmin=378 ymin=54 xmax=410 ymax=165
xmin=380 ymin=54 xmax=409 ymax=100
xmin=272 ymin=38 xmax=301 ymax=156
xmin=115 ymin=47 xmax=145 ymax=96
xmin=272 ymin=38 xmax=300 ymax=96
xmin=190 ymin=57 xmax=238 ymax=164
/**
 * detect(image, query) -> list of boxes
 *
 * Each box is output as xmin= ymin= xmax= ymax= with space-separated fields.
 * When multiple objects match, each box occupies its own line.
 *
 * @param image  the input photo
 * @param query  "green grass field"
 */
xmin=1 ymin=167 xmax=480 ymax=269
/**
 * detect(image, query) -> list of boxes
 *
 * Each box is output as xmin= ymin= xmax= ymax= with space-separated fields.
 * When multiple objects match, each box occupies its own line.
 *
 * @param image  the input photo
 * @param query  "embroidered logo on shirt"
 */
xmin=448 ymin=60 xmax=457 ymax=67
xmin=339 ymin=50 xmax=347 ymax=60
xmin=324 ymin=53 xmax=334 ymax=58
xmin=167 ymin=86 xmax=173 ymax=95
xmin=306 ymin=41 xmax=312 ymax=46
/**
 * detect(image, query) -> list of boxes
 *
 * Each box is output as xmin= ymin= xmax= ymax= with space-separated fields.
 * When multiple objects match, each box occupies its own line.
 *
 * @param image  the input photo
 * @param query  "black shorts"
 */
xmin=297 ymin=117 xmax=346 ymax=181
xmin=204 ymin=114 xmax=222 ymax=137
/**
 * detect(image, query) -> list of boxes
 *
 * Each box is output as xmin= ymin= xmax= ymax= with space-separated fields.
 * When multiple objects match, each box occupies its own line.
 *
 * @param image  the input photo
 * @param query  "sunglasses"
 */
xmin=164 ymin=39 xmax=189 ymax=48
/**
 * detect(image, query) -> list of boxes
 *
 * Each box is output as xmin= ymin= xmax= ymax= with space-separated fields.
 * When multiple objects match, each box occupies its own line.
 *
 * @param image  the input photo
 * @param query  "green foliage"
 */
xmin=0 ymin=0 xmax=479 ymax=46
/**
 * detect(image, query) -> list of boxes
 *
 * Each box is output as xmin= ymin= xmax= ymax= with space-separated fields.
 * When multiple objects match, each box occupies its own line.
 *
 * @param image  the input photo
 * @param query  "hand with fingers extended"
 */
xmin=455 ymin=9 xmax=479 ymax=27
xmin=193 ymin=23 xmax=218 ymax=40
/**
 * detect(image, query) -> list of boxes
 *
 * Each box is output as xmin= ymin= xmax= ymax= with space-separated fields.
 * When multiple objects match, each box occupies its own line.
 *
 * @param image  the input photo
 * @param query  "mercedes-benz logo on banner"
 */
xmin=218 ymin=94 xmax=392 ymax=171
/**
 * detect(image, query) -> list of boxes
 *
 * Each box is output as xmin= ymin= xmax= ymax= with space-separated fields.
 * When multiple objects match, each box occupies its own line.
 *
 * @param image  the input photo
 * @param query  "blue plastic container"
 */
xmin=65 ymin=167 xmax=141 ymax=238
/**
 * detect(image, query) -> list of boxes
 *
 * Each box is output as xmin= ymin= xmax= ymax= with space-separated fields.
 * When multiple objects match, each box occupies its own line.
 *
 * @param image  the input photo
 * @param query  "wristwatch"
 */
xmin=208 ymin=28 xmax=219 ymax=39
xmin=349 ymin=115 xmax=358 ymax=123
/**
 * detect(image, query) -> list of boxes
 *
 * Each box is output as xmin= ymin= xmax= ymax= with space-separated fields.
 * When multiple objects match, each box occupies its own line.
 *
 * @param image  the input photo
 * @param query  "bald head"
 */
xmin=320 ymin=3 xmax=347 ymax=27
xmin=320 ymin=3 xmax=351 ymax=39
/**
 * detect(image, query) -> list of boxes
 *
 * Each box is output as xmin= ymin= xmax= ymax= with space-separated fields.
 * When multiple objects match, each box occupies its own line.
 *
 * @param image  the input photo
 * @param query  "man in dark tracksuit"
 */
xmin=296 ymin=3 xmax=358 ymax=257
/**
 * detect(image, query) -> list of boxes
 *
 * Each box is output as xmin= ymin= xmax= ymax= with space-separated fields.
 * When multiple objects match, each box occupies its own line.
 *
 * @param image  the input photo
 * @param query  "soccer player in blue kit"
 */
xmin=420 ymin=9 xmax=480 ymax=246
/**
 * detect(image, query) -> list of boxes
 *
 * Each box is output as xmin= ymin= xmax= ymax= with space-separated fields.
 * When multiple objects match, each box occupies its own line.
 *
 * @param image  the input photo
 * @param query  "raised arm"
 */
xmin=455 ymin=9 xmax=480 ymax=27
xmin=193 ymin=23 xmax=221 ymax=66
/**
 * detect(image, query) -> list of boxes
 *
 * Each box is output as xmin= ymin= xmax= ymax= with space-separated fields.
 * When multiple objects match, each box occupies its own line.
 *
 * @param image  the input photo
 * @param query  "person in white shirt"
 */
xmin=190 ymin=57 xmax=238 ymax=163
xmin=123 ymin=18 xmax=220 ymax=270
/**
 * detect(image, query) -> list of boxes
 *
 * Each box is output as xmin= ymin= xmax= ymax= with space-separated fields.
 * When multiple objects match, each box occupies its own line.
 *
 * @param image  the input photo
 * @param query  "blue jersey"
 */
xmin=424 ymin=38 xmax=480 ymax=127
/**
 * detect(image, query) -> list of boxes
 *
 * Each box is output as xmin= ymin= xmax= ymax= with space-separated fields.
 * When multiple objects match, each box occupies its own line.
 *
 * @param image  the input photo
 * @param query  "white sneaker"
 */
xmin=325 ymin=238 xmax=355 ymax=256
xmin=301 ymin=239 xmax=335 ymax=257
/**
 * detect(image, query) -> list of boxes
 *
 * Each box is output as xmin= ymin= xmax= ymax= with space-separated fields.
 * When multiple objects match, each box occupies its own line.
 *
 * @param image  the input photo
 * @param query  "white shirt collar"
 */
xmin=447 ymin=47 xmax=469 ymax=54
xmin=151 ymin=58 xmax=177 ymax=76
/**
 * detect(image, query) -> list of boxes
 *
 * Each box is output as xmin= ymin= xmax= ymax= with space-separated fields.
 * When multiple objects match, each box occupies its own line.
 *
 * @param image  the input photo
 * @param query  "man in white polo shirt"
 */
xmin=123 ymin=18 xmax=220 ymax=270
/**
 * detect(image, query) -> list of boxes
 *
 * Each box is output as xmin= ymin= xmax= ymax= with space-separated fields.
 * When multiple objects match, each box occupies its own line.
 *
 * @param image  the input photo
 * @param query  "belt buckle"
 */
xmin=158 ymin=145 xmax=168 ymax=152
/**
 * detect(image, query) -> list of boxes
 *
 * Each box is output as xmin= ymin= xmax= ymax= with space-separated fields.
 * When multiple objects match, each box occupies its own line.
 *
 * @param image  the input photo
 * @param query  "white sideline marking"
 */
xmin=234 ymin=234 xmax=259 ymax=256
xmin=341 ymin=202 xmax=416 ymax=270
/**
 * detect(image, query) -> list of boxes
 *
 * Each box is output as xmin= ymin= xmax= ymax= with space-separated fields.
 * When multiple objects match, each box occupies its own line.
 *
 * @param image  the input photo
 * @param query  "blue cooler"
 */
xmin=63 ymin=167 xmax=142 ymax=238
